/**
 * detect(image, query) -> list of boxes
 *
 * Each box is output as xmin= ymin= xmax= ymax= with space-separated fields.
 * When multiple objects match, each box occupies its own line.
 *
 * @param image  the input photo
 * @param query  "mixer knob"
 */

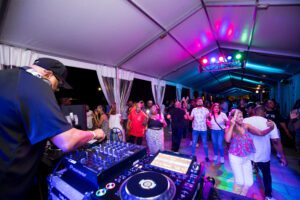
xmin=182 ymin=190 xmax=189 ymax=195
xmin=92 ymin=154 xmax=97 ymax=162
xmin=95 ymin=148 xmax=100 ymax=155
xmin=104 ymin=147 xmax=108 ymax=154
xmin=80 ymin=158 xmax=87 ymax=164
xmin=106 ymin=148 xmax=111 ymax=155
xmin=188 ymin=178 xmax=195 ymax=184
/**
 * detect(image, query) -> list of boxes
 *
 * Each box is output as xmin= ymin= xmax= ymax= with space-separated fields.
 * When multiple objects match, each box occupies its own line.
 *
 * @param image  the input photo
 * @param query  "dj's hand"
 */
xmin=94 ymin=129 xmax=106 ymax=141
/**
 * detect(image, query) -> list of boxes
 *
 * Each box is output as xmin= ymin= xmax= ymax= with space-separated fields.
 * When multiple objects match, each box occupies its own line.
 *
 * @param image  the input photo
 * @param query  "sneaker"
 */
xmin=205 ymin=157 xmax=210 ymax=162
xmin=213 ymin=155 xmax=218 ymax=161
xmin=220 ymin=157 xmax=224 ymax=164
xmin=265 ymin=197 xmax=276 ymax=200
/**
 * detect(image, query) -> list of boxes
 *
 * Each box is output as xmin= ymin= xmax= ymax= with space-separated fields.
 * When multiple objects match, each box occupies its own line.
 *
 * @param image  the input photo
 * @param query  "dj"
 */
xmin=0 ymin=58 xmax=105 ymax=200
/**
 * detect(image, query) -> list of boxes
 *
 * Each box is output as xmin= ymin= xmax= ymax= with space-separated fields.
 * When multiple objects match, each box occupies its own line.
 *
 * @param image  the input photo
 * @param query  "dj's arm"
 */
xmin=51 ymin=128 xmax=105 ymax=152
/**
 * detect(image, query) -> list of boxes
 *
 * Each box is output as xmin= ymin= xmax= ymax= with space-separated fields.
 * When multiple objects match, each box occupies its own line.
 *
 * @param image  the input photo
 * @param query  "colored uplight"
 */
xmin=227 ymin=56 xmax=232 ymax=60
xmin=219 ymin=56 xmax=224 ymax=62
xmin=210 ymin=57 xmax=216 ymax=63
xmin=202 ymin=58 xmax=208 ymax=64
xmin=235 ymin=53 xmax=242 ymax=60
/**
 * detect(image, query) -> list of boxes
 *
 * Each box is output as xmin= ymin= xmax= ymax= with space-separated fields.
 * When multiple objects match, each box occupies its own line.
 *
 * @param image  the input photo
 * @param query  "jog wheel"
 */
xmin=119 ymin=171 xmax=176 ymax=200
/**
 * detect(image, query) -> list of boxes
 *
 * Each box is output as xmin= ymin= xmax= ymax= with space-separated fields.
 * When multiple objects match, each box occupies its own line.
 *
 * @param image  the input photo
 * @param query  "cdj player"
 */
xmin=48 ymin=142 xmax=205 ymax=200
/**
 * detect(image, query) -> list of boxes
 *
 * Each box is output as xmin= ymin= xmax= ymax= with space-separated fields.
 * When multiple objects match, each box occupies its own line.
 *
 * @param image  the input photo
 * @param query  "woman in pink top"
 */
xmin=225 ymin=109 xmax=274 ymax=195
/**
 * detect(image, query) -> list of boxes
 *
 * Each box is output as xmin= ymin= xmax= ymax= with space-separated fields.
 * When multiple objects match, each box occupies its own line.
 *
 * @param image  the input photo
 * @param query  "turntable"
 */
xmin=119 ymin=171 xmax=176 ymax=200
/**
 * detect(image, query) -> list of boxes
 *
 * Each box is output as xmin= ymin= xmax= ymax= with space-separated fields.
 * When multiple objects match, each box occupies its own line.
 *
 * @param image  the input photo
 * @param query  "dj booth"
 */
xmin=48 ymin=141 xmax=205 ymax=200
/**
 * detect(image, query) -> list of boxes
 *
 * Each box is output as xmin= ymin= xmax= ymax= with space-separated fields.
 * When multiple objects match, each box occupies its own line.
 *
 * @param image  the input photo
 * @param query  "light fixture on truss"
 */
xmin=199 ymin=52 xmax=245 ymax=73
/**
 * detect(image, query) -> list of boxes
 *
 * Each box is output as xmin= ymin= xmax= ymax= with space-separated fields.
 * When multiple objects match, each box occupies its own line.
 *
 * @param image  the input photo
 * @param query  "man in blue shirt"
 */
xmin=0 ymin=58 xmax=105 ymax=200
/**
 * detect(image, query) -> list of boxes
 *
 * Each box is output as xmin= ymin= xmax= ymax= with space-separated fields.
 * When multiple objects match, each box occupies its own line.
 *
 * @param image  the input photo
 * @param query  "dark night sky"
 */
xmin=56 ymin=67 xmax=192 ymax=109
xmin=56 ymin=67 xmax=106 ymax=109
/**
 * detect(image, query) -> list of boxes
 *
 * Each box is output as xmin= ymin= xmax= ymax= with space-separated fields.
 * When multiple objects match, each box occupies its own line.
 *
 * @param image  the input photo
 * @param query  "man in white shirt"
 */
xmin=189 ymin=98 xmax=210 ymax=161
xmin=243 ymin=105 xmax=287 ymax=200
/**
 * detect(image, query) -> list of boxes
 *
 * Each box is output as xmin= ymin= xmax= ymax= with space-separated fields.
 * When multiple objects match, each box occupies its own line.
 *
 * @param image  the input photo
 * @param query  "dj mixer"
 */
xmin=48 ymin=141 xmax=205 ymax=200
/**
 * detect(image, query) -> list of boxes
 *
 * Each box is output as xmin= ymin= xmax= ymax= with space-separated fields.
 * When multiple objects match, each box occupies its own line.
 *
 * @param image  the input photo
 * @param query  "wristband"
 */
xmin=89 ymin=131 xmax=96 ymax=139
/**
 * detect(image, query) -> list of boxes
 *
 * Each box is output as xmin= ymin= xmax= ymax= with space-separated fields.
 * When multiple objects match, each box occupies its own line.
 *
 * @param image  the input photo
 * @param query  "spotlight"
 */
xmin=202 ymin=58 xmax=208 ymax=65
xmin=227 ymin=56 xmax=232 ymax=61
xmin=210 ymin=57 xmax=216 ymax=63
xmin=255 ymin=90 xmax=259 ymax=94
xmin=218 ymin=56 xmax=224 ymax=62
xmin=235 ymin=53 xmax=242 ymax=60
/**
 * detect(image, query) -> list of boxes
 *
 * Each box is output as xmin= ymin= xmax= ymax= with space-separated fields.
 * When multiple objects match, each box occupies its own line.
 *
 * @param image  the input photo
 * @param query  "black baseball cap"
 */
xmin=33 ymin=58 xmax=72 ymax=89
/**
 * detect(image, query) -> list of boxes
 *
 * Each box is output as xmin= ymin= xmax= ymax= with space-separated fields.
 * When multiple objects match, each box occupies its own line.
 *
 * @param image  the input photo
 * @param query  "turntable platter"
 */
xmin=119 ymin=171 xmax=176 ymax=200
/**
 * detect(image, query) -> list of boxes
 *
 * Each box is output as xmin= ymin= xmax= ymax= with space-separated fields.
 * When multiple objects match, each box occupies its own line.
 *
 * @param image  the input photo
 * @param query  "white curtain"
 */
xmin=119 ymin=69 xmax=134 ymax=115
xmin=96 ymin=66 xmax=134 ymax=113
xmin=96 ymin=65 xmax=116 ymax=107
xmin=151 ymin=78 xmax=166 ymax=108
xmin=176 ymin=84 xmax=182 ymax=101
xmin=0 ymin=44 xmax=39 ymax=69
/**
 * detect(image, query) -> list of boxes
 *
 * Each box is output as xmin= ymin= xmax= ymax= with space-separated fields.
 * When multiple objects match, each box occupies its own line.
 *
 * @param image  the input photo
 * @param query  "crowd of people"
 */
xmin=1 ymin=57 xmax=299 ymax=200
xmin=85 ymin=96 xmax=299 ymax=200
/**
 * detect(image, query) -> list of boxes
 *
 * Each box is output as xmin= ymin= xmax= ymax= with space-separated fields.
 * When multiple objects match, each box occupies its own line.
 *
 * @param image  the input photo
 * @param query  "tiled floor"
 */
xmin=158 ymin=131 xmax=300 ymax=200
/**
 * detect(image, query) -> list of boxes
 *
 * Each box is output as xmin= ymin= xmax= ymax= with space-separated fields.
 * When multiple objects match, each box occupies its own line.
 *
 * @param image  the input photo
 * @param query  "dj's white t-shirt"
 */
xmin=243 ymin=116 xmax=279 ymax=162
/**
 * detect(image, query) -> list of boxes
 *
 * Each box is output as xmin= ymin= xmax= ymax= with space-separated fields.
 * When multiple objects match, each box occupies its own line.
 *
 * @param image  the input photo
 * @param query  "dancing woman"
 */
xmin=225 ymin=109 xmax=274 ymax=195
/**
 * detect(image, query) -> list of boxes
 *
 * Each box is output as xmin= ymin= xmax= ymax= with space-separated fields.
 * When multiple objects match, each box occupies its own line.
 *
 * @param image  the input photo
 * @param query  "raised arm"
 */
xmin=225 ymin=119 xmax=235 ymax=142
xmin=225 ymin=110 xmax=238 ymax=142
xmin=245 ymin=121 xmax=274 ymax=136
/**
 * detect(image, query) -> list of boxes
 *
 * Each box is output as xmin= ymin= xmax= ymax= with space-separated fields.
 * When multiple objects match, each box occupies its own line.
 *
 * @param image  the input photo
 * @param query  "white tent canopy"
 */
xmin=0 ymin=0 xmax=300 ymax=105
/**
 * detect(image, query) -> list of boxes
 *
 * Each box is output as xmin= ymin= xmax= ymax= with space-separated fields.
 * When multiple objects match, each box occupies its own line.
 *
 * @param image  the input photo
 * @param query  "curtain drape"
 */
xmin=119 ymin=69 xmax=134 ymax=115
xmin=0 ymin=44 xmax=39 ymax=69
xmin=96 ymin=65 xmax=134 ymax=113
xmin=96 ymin=65 xmax=116 ymax=107
xmin=151 ymin=78 xmax=166 ymax=108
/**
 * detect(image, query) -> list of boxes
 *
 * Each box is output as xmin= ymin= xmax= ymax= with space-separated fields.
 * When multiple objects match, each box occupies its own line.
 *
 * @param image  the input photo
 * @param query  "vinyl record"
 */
xmin=119 ymin=171 xmax=176 ymax=200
